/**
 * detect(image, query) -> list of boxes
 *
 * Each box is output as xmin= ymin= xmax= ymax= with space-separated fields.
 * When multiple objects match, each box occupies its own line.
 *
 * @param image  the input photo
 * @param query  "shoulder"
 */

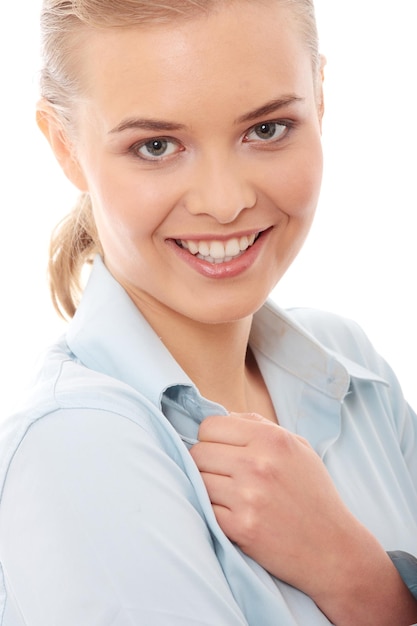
xmin=0 ymin=337 xmax=181 ymax=501
xmin=4 ymin=337 xmax=156 ymax=430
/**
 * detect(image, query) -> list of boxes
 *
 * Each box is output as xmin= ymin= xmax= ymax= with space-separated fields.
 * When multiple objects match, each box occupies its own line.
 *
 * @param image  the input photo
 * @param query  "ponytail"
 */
xmin=48 ymin=192 xmax=101 ymax=319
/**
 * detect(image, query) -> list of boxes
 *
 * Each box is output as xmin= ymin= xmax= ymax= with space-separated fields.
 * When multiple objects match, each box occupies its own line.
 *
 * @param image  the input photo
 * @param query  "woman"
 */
xmin=0 ymin=1 xmax=416 ymax=624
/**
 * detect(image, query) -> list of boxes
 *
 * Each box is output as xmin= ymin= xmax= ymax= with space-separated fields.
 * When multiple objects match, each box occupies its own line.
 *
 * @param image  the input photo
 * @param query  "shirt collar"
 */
xmin=67 ymin=256 xmax=387 ymax=410
xmin=66 ymin=256 xmax=193 ymax=409
xmin=250 ymin=301 xmax=388 ymax=402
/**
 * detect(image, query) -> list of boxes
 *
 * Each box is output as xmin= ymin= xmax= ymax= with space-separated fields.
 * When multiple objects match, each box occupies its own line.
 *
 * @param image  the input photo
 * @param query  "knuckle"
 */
xmin=297 ymin=434 xmax=314 ymax=450
xmin=268 ymin=426 xmax=300 ymax=454
xmin=236 ymin=504 xmax=261 ymax=545
xmin=243 ymin=449 xmax=277 ymax=481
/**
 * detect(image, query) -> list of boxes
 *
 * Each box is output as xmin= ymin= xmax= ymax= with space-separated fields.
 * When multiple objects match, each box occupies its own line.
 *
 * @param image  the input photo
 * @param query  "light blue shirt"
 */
xmin=0 ymin=256 xmax=416 ymax=625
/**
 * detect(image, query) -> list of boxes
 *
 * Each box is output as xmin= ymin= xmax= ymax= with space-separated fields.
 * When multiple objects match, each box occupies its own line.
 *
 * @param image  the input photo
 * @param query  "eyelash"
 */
xmin=129 ymin=119 xmax=295 ymax=162
xmin=130 ymin=137 xmax=183 ymax=161
xmin=243 ymin=119 xmax=294 ymax=144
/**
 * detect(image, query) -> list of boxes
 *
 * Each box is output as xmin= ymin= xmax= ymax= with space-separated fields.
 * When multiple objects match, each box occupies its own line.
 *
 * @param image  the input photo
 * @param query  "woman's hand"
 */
xmin=190 ymin=412 xmax=357 ymax=593
xmin=190 ymin=412 xmax=417 ymax=625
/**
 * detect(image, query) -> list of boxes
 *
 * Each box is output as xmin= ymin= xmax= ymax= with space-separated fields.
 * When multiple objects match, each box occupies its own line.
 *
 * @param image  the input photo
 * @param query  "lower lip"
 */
xmin=167 ymin=230 xmax=270 ymax=279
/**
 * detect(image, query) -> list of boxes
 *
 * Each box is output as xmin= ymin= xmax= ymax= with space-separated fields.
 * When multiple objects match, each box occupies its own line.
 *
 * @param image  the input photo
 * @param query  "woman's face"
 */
xmin=67 ymin=1 xmax=324 ymax=325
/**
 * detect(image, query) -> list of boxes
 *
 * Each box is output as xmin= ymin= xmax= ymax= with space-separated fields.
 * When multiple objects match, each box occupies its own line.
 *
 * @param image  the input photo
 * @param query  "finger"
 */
xmin=198 ymin=471 xmax=236 ymax=508
xmin=210 ymin=504 xmax=256 ymax=548
xmin=210 ymin=504 xmax=238 ymax=541
xmin=228 ymin=411 xmax=271 ymax=424
xmin=190 ymin=441 xmax=242 ymax=475
xmin=226 ymin=414 xmax=313 ymax=450
xmin=198 ymin=413 xmax=278 ymax=445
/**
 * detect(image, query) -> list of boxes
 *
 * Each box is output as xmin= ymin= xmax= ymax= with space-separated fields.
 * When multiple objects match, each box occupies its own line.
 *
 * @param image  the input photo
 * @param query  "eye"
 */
xmin=244 ymin=121 xmax=290 ymax=143
xmin=132 ymin=137 xmax=182 ymax=161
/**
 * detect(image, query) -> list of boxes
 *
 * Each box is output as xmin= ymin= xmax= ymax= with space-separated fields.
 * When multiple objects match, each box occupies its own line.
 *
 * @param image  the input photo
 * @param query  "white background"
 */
xmin=1 ymin=1 xmax=416 ymax=415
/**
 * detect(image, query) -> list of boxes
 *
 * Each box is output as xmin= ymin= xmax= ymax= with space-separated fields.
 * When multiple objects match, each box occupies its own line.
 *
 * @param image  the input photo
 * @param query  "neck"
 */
xmin=184 ymin=320 xmax=253 ymax=411
xmin=141 ymin=303 xmax=255 ymax=411
xmin=137 ymin=298 xmax=277 ymax=422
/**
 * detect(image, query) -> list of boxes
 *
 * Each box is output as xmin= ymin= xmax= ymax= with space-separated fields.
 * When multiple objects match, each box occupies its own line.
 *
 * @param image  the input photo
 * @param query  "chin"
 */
xmin=184 ymin=294 xmax=268 ymax=326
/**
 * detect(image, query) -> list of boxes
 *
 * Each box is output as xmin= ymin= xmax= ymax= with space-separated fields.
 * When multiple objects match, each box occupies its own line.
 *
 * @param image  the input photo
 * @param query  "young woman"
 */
xmin=0 ymin=1 xmax=416 ymax=624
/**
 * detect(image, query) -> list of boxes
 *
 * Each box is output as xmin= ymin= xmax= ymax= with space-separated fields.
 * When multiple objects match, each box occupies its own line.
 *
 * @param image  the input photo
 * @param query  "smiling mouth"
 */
xmin=175 ymin=232 xmax=261 ymax=264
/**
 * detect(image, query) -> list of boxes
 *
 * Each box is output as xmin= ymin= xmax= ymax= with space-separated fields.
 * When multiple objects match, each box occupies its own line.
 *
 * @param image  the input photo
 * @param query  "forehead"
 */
xmin=77 ymin=2 xmax=315 ymax=127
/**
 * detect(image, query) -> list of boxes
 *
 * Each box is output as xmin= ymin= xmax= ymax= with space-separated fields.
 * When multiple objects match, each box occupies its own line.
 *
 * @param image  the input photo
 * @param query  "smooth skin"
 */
xmin=37 ymin=1 xmax=417 ymax=623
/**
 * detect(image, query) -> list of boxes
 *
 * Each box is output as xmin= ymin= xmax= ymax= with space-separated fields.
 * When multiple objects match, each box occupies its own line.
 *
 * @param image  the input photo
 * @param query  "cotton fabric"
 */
xmin=0 ymin=256 xmax=416 ymax=625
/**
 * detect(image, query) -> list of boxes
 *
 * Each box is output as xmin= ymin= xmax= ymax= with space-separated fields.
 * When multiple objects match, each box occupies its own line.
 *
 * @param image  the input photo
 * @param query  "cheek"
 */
xmin=88 ymin=171 xmax=174 ymax=248
xmin=283 ymin=148 xmax=323 ymax=217
xmin=262 ymin=140 xmax=323 ymax=219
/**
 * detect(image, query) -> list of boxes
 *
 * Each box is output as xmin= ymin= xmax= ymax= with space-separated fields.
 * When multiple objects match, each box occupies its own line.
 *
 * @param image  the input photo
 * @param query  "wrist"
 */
xmin=311 ymin=525 xmax=417 ymax=625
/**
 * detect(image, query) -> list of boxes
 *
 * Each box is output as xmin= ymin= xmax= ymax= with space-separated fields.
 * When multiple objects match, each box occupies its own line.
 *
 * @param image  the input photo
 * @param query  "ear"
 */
xmin=316 ymin=54 xmax=326 ymax=130
xmin=36 ymin=99 xmax=88 ymax=192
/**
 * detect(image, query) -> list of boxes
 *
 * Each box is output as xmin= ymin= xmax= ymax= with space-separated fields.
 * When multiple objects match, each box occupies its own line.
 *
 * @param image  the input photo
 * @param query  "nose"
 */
xmin=184 ymin=153 xmax=257 ymax=224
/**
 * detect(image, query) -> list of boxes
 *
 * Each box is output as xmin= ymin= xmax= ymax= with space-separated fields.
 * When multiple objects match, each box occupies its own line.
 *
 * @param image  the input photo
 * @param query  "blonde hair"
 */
xmin=41 ymin=0 xmax=320 ymax=319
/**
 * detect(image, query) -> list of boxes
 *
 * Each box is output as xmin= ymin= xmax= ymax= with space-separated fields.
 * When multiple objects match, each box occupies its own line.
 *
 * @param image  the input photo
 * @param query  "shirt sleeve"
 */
xmin=0 ymin=408 xmax=248 ymax=626
xmin=388 ymin=551 xmax=417 ymax=600
xmin=371 ymin=347 xmax=417 ymax=486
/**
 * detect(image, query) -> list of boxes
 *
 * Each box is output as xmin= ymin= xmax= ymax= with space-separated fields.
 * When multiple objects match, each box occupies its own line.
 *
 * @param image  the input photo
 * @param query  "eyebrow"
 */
xmin=109 ymin=118 xmax=186 ymax=134
xmin=235 ymin=95 xmax=304 ymax=124
xmin=108 ymin=95 xmax=304 ymax=135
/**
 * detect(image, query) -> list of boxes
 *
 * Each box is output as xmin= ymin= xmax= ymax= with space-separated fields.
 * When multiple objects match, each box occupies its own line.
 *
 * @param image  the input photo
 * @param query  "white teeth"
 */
xmin=225 ymin=238 xmax=240 ymax=257
xmin=187 ymin=240 xmax=199 ymax=255
xmin=210 ymin=241 xmax=227 ymax=259
xmin=178 ymin=233 xmax=259 ymax=263
xmin=239 ymin=236 xmax=249 ymax=251
xmin=198 ymin=241 xmax=209 ymax=256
